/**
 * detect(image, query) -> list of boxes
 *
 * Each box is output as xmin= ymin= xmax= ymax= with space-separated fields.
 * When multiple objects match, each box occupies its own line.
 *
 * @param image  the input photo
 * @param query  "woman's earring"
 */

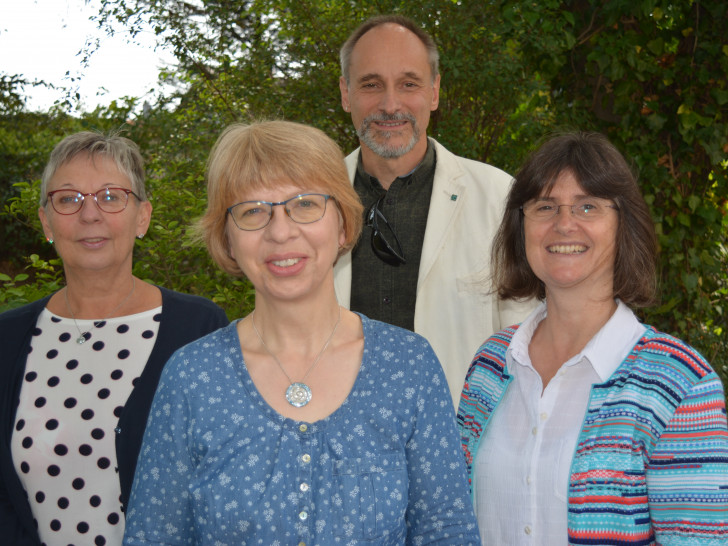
xmin=47 ymin=238 xmax=54 ymax=244
xmin=136 ymin=233 xmax=145 ymax=239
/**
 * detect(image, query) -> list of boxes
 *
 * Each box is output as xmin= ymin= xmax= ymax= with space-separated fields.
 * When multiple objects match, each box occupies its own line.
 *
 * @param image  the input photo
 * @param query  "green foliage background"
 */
xmin=1 ymin=0 xmax=726 ymax=389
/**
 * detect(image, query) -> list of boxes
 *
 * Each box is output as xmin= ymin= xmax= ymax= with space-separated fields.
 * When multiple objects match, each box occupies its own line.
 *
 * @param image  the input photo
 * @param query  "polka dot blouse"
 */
xmin=11 ymin=307 xmax=161 ymax=546
xmin=123 ymin=315 xmax=480 ymax=545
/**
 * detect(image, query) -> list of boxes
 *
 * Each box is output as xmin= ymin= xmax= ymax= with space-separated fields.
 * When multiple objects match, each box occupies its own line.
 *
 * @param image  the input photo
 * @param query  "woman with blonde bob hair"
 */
xmin=124 ymin=120 xmax=480 ymax=545
xmin=200 ymin=121 xmax=364 ymax=276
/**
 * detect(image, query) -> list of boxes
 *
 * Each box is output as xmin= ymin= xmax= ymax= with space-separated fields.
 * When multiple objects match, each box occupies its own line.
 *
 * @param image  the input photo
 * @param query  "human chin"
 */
xmin=357 ymin=115 xmax=420 ymax=159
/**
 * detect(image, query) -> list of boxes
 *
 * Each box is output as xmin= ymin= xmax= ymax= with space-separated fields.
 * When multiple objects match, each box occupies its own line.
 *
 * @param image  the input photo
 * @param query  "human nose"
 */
xmin=378 ymin=86 xmax=401 ymax=113
xmin=553 ymin=205 xmax=578 ymax=231
xmin=264 ymin=204 xmax=297 ymax=239
xmin=77 ymin=193 xmax=103 ymax=220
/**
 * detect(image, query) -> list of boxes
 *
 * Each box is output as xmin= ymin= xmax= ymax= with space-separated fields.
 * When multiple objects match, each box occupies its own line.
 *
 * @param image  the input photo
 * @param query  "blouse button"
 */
xmin=299 ymin=511 xmax=308 ymax=521
xmin=300 ymin=483 xmax=309 ymax=492
xmin=114 ymin=426 xmax=122 ymax=434
xmin=299 ymin=424 xmax=308 ymax=433
xmin=301 ymin=454 xmax=311 ymax=463
xmin=524 ymin=525 xmax=532 ymax=535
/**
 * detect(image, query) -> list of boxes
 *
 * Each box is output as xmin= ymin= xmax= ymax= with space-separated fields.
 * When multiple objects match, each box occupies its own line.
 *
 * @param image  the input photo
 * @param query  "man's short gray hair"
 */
xmin=340 ymin=15 xmax=440 ymax=86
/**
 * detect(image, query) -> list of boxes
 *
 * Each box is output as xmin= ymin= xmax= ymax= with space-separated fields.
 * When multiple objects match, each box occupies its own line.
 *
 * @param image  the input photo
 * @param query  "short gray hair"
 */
xmin=40 ymin=131 xmax=147 ymax=206
xmin=340 ymin=15 xmax=440 ymax=85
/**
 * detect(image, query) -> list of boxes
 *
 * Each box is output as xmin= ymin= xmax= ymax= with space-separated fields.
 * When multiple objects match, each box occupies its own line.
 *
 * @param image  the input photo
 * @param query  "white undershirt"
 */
xmin=474 ymin=300 xmax=646 ymax=545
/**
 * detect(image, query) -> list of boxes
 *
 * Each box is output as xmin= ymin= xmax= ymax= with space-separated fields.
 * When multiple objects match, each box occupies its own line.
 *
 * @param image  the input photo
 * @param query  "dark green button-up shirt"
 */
xmin=350 ymin=141 xmax=436 ymax=331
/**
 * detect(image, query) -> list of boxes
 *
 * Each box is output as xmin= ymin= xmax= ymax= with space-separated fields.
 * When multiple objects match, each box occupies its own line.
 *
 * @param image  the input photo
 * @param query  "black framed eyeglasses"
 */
xmin=47 ymin=188 xmax=141 ymax=215
xmin=226 ymin=193 xmax=332 ymax=231
xmin=365 ymin=195 xmax=406 ymax=266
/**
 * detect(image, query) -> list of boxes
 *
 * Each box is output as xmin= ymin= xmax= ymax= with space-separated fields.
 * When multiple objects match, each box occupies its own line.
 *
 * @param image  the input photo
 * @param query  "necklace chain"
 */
xmin=251 ymin=306 xmax=341 ymax=407
xmin=64 ymin=278 xmax=137 ymax=345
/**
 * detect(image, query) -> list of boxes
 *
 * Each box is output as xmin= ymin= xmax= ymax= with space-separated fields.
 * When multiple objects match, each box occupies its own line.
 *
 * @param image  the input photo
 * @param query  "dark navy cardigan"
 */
xmin=0 ymin=287 xmax=229 ymax=544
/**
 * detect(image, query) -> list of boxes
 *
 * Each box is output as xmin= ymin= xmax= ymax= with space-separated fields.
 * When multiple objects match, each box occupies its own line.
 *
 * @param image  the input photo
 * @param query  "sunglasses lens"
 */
xmin=371 ymin=231 xmax=404 ymax=265
xmin=366 ymin=199 xmax=406 ymax=265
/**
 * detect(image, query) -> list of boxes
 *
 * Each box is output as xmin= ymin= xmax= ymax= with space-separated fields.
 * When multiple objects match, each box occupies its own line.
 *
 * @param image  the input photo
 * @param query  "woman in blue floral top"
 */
xmin=123 ymin=120 xmax=479 ymax=545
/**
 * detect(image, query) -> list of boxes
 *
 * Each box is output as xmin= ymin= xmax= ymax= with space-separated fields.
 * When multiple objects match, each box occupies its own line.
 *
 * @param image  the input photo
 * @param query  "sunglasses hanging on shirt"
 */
xmin=365 ymin=194 xmax=406 ymax=266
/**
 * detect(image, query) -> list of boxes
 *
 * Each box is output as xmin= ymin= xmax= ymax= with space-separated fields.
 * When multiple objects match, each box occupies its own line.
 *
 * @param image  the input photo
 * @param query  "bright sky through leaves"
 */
xmin=0 ymin=0 xmax=172 ymax=111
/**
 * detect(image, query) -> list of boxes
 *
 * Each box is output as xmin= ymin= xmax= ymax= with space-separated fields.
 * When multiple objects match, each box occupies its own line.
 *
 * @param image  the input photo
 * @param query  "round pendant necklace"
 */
xmin=251 ymin=306 xmax=341 ymax=408
xmin=64 ymin=278 xmax=136 ymax=344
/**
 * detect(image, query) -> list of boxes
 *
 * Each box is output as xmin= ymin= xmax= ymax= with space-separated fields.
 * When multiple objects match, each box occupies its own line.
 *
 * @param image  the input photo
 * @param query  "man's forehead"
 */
xmin=348 ymin=26 xmax=431 ymax=77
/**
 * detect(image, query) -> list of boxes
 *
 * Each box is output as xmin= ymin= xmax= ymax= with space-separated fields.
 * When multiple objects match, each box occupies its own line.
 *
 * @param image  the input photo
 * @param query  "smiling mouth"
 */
xmin=271 ymin=258 xmax=301 ymax=267
xmin=375 ymin=120 xmax=407 ymax=128
xmin=547 ymin=244 xmax=587 ymax=254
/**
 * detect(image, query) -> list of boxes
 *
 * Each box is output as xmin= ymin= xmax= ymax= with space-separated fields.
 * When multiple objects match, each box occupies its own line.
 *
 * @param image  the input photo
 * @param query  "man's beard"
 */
xmin=357 ymin=112 xmax=420 ymax=159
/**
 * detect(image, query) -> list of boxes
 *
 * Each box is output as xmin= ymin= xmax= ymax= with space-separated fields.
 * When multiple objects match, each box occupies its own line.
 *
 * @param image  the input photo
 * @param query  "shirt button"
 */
xmin=383 ymin=296 xmax=391 ymax=304
xmin=298 ymin=543 xmax=306 ymax=546
xmin=299 ymin=511 xmax=308 ymax=521
xmin=299 ymin=424 xmax=308 ymax=433
xmin=300 ymin=483 xmax=309 ymax=492
xmin=526 ymin=475 xmax=532 ymax=485
xmin=532 ymin=426 xmax=538 ymax=435
xmin=540 ymin=412 xmax=548 ymax=421
xmin=524 ymin=525 xmax=532 ymax=535
xmin=301 ymin=454 xmax=311 ymax=463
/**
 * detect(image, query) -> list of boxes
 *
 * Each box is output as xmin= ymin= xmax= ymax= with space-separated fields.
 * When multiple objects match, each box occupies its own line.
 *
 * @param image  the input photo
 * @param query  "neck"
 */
xmin=251 ymin=296 xmax=342 ymax=354
xmin=538 ymin=292 xmax=618 ymax=358
xmin=359 ymin=137 xmax=428 ymax=190
xmin=64 ymin=272 xmax=137 ymax=319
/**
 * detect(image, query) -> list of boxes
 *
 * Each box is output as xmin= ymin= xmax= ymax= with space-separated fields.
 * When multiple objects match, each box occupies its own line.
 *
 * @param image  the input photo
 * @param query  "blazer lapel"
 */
xmin=417 ymin=140 xmax=466 ymax=289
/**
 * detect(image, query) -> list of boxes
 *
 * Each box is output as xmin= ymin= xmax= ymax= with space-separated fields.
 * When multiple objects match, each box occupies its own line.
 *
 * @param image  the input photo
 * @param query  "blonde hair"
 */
xmin=196 ymin=120 xmax=363 ymax=277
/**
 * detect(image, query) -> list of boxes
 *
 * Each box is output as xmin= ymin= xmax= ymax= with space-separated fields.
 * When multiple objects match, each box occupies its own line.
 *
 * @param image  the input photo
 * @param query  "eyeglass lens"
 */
xmin=228 ymin=194 xmax=329 ymax=231
xmin=49 ymin=188 xmax=133 ymax=215
xmin=366 ymin=196 xmax=406 ymax=266
xmin=522 ymin=198 xmax=615 ymax=221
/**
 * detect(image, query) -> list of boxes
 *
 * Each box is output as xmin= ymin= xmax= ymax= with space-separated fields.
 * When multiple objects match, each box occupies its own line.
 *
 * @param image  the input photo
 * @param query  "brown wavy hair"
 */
xmin=491 ymin=132 xmax=657 ymax=307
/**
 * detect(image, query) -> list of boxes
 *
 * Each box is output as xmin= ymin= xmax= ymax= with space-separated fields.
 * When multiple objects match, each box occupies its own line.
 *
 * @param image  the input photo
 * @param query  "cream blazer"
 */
xmin=334 ymin=138 xmax=537 ymax=408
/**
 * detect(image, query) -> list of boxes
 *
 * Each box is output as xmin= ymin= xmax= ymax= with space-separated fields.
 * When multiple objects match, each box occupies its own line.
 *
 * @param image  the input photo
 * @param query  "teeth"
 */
xmin=548 ymin=244 xmax=587 ymax=254
xmin=272 ymin=258 xmax=300 ymax=267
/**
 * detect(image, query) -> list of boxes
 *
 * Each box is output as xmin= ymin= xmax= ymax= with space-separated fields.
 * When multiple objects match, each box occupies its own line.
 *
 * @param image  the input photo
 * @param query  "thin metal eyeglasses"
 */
xmin=226 ymin=193 xmax=333 ymax=231
xmin=365 ymin=194 xmax=406 ymax=266
xmin=521 ymin=198 xmax=618 ymax=222
xmin=47 ymin=188 xmax=141 ymax=215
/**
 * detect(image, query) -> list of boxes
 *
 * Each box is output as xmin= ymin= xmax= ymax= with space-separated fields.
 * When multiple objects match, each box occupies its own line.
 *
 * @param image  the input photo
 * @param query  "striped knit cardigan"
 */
xmin=457 ymin=325 xmax=728 ymax=545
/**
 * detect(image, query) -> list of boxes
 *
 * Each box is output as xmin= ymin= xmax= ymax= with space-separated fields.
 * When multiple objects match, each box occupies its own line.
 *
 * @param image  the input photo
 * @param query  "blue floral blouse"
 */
xmin=123 ymin=314 xmax=479 ymax=545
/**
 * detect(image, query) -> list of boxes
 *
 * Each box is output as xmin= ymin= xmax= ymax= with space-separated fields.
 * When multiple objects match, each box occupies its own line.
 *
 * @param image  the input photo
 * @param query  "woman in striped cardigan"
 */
xmin=458 ymin=132 xmax=727 ymax=545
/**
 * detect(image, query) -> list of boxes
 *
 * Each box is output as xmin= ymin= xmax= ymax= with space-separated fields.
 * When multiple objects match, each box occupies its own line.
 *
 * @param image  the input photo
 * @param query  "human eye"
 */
xmin=577 ymin=200 xmax=601 ymax=216
xmin=358 ymin=78 xmax=381 ymax=90
xmin=99 ymin=189 xmax=123 ymax=203
xmin=239 ymin=203 xmax=268 ymax=217
xmin=290 ymin=195 xmax=324 ymax=213
xmin=532 ymin=203 xmax=556 ymax=215
xmin=57 ymin=191 xmax=81 ymax=205
xmin=295 ymin=197 xmax=319 ymax=209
